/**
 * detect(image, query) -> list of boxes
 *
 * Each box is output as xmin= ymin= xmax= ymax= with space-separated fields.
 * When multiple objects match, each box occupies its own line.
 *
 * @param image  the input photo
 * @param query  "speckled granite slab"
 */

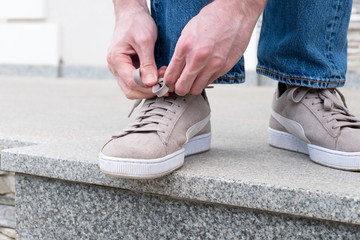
xmin=1 ymin=77 xmax=360 ymax=230
xmin=16 ymin=174 xmax=360 ymax=239
xmin=3 ymin=136 xmax=360 ymax=226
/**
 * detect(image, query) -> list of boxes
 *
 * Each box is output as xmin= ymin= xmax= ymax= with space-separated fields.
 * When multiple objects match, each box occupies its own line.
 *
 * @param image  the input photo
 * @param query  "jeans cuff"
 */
xmin=214 ymin=73 xmax=245 ymax=84
xmin=256 ymin=66 xmax=346 ymax=88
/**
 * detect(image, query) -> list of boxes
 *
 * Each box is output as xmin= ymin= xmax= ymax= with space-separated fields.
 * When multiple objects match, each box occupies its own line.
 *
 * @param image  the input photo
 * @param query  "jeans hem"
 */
xmin=214 ymin=76 xmax=245 ymax=84
xmin=256 ymin=66 xmax=345 ymax=88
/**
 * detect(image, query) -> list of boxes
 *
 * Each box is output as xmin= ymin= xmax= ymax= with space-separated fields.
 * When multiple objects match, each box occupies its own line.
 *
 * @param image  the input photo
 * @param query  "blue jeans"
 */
xmin=151 ymin=0 xmax=353 ymax=88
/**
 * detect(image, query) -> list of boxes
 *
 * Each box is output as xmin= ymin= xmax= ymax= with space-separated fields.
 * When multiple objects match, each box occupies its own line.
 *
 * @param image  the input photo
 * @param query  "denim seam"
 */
xmin=151 ymin=0 xmax=161 ymax=67
xmin=257 ymin=67 xmax=345 ymax=85
xmin=218 ymin=76 xmax=245 ymax=80
xmin=325 ymin=0 xmax=342 ymax=77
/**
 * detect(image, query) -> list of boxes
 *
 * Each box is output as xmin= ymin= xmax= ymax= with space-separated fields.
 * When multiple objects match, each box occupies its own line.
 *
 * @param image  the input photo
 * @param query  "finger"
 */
xmin=174 ymin=64 xmax=200 ymax=96
xmin=117 ymin=80 xmax=156 ymax=99
xmin=111 ymin=54 xmax=156 ymax=99
xmin=190 ymin=69 xmax=217 ymax=95
xmin=113 ymin=69 xmax=155 ymax=99
xmin=165 ymin=58 xmax=185 ymax=92
xmin=174 ymin=49 xmax=211 ymax=96
xmin=164 ymin=40 xmax=188 ymax=92
xmin=189 ymin=56 xmax=227 ymax=95
xmin=132 ymin=43 xmax=158 ymax=87
xmin=158 ymin=66 xmax=167 ymax=78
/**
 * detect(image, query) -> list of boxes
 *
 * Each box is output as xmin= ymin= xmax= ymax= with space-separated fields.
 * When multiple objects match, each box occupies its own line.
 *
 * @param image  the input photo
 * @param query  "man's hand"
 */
xmin=107 ymin=0 xmax=158 ymax=99
xmin=164 ymin=0 xmax=267 ymax=96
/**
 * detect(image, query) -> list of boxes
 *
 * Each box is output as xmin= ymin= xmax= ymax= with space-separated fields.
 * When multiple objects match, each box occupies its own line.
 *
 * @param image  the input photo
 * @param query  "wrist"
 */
xmin=213 ymin=0 xmax=267 ymax=20
xmin=113 ymin=0 xmax=149 ymax=21
xmin=113 ymin=0 xmax=147 ymax=8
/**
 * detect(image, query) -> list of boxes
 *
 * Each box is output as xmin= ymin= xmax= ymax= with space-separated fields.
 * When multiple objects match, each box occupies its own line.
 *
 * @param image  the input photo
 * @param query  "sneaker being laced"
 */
xmin=99 ymin=82 xmax=211 ymax=179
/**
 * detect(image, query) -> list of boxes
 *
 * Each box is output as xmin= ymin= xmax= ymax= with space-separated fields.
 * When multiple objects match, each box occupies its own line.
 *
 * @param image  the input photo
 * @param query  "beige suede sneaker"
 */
xmin=269 ymin=85 xmax=360 ymax=171
xmin=99 ymin=92 xmax=211 ymax=179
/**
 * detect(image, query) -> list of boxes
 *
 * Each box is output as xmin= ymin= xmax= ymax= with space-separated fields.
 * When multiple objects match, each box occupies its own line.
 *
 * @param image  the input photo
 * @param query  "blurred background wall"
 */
xmin=0 ymin=0 xmax=359 ymax=86
xmin=0 ymin=0 xmax=114 ymax=78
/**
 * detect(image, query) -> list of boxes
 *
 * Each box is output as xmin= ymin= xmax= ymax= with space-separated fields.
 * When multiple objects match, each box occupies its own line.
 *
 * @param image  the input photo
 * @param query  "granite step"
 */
xmin=0 ymin=76 xmax=360 ymax=239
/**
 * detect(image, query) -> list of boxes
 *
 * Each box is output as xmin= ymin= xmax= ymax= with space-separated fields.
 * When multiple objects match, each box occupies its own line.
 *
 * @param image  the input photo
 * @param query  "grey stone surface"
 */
xmin=16 ymin=174 xmax=360 ymax=239
xmin=0 ymin=65 xmax=58 ymax=78
xmin=346 ymin=72 xmax=360 ymax=89
xmin=0 ymin=76 xmax=127 ymax=144
xmin=3 ymin=139 xmax=360 ymax=225
xmin=59 ymin=65 xmax=114 ymax=79
xmin=1 ymin=77 xmax=360 ymax=226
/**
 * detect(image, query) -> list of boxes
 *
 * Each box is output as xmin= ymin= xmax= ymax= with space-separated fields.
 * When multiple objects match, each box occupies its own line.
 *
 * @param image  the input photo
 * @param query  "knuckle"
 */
xmin=127 ymin=79 xmax=139 ymax=89
xmin=107 ymin=64 xmax=115 ymax=75
xmin=193 ymin=47 xmax=212 ymax=62
xmin=173 ymin=55 xmax=183 ymax=63
xmin=223 ymin=62 xmax=234 ymax=74
xmin=164 ymin=72 xmax=176 ymax=85
xmin=137 ymin=34 xmax=152 ymax=46
xmin=175 ymin=85 xmax=188 ymax=96
xmin=124 ymin=90 xmax=137 ymax=100
xmin=210 ymin=58 xmax=224 ymax=69
xmin=177 ymin=40 xmax=191 ymax=55
xmin=106 ymin=51 xmax=114 ymax=66
xmin=141 ymin=62 xmax=155 ymax=70
xmin=165 ymin=76 xmax=176 ymax=86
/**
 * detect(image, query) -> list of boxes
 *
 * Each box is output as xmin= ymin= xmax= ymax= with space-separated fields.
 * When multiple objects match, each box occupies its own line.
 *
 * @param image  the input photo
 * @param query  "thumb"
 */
xmin=136 ymin=46 xmax=158 ymax=87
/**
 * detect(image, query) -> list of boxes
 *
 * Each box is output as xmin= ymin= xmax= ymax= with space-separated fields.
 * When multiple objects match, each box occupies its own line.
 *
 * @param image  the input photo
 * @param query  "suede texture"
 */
xmin=337 ymin=128 xmax=360 ymax=152
xmin=102 ymin=93 xmax=211 ymax=159
xmin=271 ymin=89 xmax=360 ymax=152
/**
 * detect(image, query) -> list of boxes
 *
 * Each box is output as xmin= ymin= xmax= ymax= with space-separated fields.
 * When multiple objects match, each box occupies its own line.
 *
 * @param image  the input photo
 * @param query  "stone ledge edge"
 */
xmin=1 ymin=150 xmax=359 ymax=225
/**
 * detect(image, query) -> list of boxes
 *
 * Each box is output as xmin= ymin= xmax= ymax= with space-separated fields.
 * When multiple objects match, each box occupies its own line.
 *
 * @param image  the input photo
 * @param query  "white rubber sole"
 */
xmin=99 ymin=133 xmax=211 ymax=179
xmin=268 ymin=127 xmax=360 ymax=171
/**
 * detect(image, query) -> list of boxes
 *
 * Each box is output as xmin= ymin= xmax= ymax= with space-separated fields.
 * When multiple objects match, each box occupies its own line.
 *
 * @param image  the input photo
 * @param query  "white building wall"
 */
xmin=47 ymin=0 xmax=114 ymax=66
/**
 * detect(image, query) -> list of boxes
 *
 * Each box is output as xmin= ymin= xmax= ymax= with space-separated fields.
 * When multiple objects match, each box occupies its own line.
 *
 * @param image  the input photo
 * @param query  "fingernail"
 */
xmin=144 ymin=74 xmax=156 ymax=84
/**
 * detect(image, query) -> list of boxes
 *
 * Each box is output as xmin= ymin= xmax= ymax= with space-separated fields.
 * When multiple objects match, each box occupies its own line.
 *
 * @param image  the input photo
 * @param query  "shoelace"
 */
xmin=113 ymin=69 xmax=174 ymax=139
xmin=117 ymin=69 xmax=212 ymax=139
xmin=113 ymin=95 xmax=179 ymax=140
xmin=288 ymin=87 xmax=360 ymax=129
xmin=128 ymin=68 xmax=169 ymax=117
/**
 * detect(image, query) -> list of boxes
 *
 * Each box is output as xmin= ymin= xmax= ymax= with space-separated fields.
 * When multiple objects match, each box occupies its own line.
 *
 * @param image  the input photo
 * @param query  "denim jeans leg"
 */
xmin=257 ymin=0 xmax=353 ymax=88
xmin=151 ymin=0 xmax=245 ymax=84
